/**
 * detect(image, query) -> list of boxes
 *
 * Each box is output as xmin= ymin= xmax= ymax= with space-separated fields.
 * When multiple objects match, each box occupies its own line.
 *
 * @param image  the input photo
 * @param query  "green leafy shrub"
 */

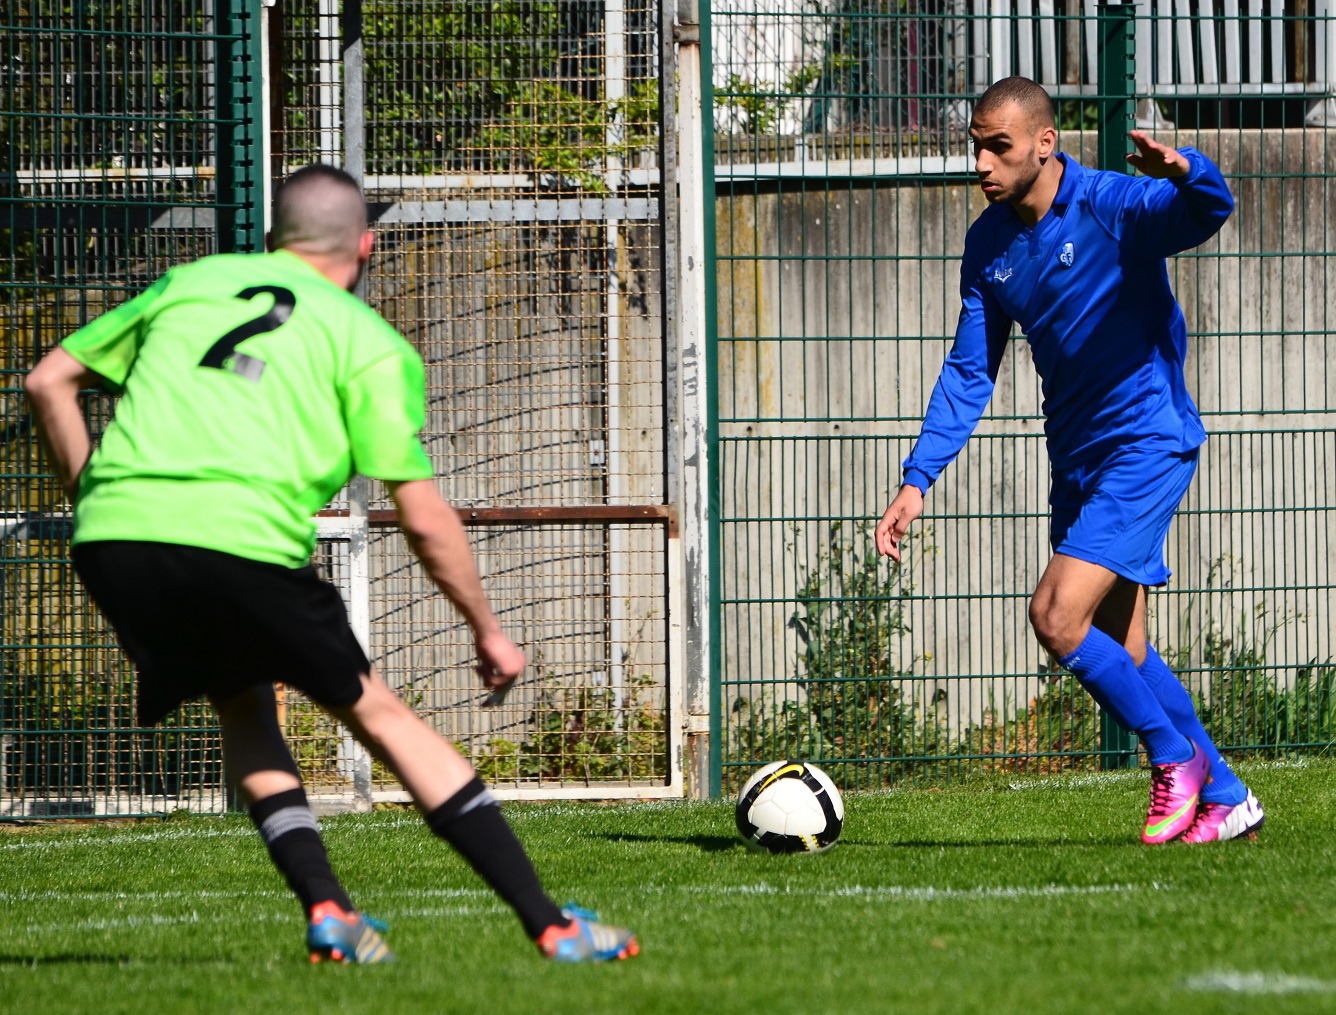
xmin=728 ymin=522 xmax=948 ymax=791
xmin=957 ymin=672 xmax=1102 ymax=776
xmin=471 ymin=671 xmax=666 ymax=783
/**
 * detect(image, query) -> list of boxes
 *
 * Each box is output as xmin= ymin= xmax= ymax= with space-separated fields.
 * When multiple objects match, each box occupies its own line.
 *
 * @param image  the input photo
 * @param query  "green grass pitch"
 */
xmin=5 ymin=759 xmax=1336 ymax=1015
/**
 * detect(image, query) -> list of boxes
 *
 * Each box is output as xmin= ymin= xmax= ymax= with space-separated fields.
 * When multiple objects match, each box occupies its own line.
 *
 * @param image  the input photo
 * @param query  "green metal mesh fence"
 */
xmin=275 ymin=1 xmax=676 ymax=798
xmin=1 ymin=0 xmax=675 ymax=814
xmin=709 ymin=0 xmax=1336 ymax=792
xmin=1 ymin=0 xmax=263 ymax=817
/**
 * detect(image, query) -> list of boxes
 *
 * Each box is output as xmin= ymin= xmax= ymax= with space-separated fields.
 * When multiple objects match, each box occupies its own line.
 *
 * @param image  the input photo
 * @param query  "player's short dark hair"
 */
xmin=270 ymin=164 xmax=368 ymax=256
xmin=278 ymin=163 xmax=361 ymax=196
xmin=975 ymin=76 xmax=1057 ymax=131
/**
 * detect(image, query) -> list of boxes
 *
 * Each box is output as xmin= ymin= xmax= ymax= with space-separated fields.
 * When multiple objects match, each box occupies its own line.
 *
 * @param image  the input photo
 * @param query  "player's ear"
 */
xmin=358 ymin=230 xmax=375 ymax=261
xmin=1037 ymin=124 xmax=1057 ymax=158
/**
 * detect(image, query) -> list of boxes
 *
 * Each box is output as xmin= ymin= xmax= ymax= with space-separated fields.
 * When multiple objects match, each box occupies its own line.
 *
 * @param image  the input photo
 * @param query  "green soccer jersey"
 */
xmin=61 ymin=250 xmax=434 ymax=567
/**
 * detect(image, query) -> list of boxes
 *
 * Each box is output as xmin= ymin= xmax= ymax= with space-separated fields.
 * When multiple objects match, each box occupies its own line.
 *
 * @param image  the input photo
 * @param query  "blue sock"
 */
xmin=1138 ymin=646 xmax=1247 ymax=806
xmin=1059 ymin=627 xmax=1193 ymax=765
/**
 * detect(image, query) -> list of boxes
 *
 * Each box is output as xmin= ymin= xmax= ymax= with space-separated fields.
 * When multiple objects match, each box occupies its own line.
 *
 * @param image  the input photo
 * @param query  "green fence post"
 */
xmin=1096 ymin=0 xmax=1140 ymax=771
xmin=216 ymin=0 xmax=265 ymax=253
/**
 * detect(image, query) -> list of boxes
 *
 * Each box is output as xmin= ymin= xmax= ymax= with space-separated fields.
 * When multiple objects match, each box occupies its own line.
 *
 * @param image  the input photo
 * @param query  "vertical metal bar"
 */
xmin=661 ymin=0 xmax=686 ymax=796
xmin=318 ymin=0 xmax=342 ymax=165
xmin=1039 ymin=0 xmax=1059 ymax=85
xmin=606 ymin=0 xmax=629 ymax=709
xmin=992 ymin=0 xmax=1011 ymax=78
xmin=1097 ymin=0 xmax=1139 ymax=769
xmin=1133 ymin=0 xmax=1151 ymax=92
xmin=700 ymin=0 xmax=722 ymax=801
xmin=341 ymin=0 xmax=372 ymax=811
xmin=974 ymin=0 xmax=990 ymax=90
xmin=215 ymin=0 xmax=264 ymax=253
xmin=676 ymin=0 xmax=717 ymax=798
xmin=1198 ymin=0 xmax=1219 ymax=84
xmin=1018 ymin=0 xmax=1037 ymax=79
xmin=1174 ymin=0 xmax=1196 ymax=84
xmin=1156 ymin=0 xmax=1174 ymax=86
xmin=1221 ymin=0 xmax=1240 ymax=84
xmin=259 ymin=0 xmax=275 ymax=234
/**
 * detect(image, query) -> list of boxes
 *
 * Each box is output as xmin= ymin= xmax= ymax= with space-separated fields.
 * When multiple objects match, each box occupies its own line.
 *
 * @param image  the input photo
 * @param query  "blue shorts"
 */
xmin=1048 ymin=447 xmax=1198 ymax=587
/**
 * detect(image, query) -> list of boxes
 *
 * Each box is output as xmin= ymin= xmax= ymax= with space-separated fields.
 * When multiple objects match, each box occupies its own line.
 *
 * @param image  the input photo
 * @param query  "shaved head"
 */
xmin=974 ymin=76 xmax=1056 ymax=133
xmin=269 ymin=165 xmax=369 ymax=259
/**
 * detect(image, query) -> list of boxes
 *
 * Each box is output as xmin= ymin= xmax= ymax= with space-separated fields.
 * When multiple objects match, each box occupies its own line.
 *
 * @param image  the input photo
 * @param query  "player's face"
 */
xmin=969 ymin=103 xmax=1052 ymax=205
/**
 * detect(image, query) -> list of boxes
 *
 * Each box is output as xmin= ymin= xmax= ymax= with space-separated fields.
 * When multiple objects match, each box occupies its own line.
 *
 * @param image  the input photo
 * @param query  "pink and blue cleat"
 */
xmin=307 ymin=900 xmax=395 ymax=964
xmin=536 ymin=905 xmax=639 ymax=963
xmin=1142 ymin=741 xmax=1211 ymax=844
xmin=1180 ymin=789 xmax=1265 ymax=843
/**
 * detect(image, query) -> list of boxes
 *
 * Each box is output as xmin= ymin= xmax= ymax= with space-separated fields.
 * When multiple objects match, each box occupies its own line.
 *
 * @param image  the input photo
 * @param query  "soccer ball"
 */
xmin=735 ymin=760 xmax=844 ymax=854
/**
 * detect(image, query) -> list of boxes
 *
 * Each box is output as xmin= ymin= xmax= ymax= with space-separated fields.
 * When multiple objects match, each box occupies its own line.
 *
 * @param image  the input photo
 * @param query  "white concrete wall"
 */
xmin=716 ymin=128 xmax=1336 ymax=729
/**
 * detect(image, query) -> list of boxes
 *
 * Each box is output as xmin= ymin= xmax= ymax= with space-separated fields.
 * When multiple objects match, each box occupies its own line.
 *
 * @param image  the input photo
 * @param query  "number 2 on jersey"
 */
xmin=199 ymin=285 xmax=297 ymax=381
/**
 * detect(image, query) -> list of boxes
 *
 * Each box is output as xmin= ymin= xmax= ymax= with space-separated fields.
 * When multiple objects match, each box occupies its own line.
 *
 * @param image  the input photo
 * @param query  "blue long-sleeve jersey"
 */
xmin=902 ymin=149 xmax=1234 ymax=493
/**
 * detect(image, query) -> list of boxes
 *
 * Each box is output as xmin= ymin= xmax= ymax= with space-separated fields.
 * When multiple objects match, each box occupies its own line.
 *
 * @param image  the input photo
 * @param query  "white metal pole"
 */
xmin=606 ymin=0 xmax=629 ymax=710
xmin=676 ymin=0 xmax=713 ymax=800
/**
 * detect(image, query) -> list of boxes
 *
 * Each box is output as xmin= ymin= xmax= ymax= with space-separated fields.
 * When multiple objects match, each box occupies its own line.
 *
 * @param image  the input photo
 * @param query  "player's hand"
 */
xmin=1126 ymin=130 xmax=1189 ymax=178
xmin=475 ymin=628 xmax=525 ymax=692
xmin=875 ymin=485 xmax=925 ymax=562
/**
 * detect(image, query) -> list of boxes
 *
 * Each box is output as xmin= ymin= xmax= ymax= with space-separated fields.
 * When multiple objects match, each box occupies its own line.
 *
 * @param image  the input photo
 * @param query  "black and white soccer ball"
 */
xmin=735 ymin=760 xmax=844 ymax=854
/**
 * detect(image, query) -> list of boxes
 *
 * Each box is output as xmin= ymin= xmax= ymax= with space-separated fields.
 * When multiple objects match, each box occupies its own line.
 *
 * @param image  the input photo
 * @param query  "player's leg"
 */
xmin=210 ymin=684 xmax=393 ymax=963
xmin=1030 ymin=554 xmax=1193 ymax=764
xmin=328 ymin=672 xmax=637 ymax=962
xmin=1095 ymin=582 xmax=1246 ymax=800
xmin=1030 ymin=555 xmax=1208 ymax=843
xmin=1101 ymin=586 xmax=1263 ymax=840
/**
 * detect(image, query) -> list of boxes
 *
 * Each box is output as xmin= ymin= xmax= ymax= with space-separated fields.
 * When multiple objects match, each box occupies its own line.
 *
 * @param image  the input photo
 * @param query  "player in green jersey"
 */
xmin=24 ymin=164 xmax=638 ymax=965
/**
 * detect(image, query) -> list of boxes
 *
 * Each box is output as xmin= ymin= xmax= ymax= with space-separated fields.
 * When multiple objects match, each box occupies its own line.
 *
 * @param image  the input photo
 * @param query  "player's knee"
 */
xmin=1028 ymin=595 xmax=1079 ymax=656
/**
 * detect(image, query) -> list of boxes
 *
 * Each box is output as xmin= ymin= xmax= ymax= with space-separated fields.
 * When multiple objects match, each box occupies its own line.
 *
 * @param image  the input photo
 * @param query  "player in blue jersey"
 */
xmin=875 ymin=76 xmax=1263 ymax=844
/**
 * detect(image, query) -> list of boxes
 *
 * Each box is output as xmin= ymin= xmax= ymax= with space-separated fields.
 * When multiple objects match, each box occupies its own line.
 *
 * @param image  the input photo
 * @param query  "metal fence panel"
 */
xmin=277 ymin=1 xmax=679 ymax=800
xmin=1 ymin=0 xmax=264 ymax=817
xmin=709 ymin=0 xmax=1336 ymax=792
xmin=2 ymin=0 xmax=679 ymax=816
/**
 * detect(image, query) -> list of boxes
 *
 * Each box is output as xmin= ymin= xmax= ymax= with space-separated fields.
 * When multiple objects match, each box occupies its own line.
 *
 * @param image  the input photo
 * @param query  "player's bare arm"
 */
xmin=1126 ymin=130 xmax=1189 ymax=178
xmin=23 ymin=347 xmax=102 ymax=503
xmin=875 ymin=484 xmax=925 ymax=562
xmin=387 ymin=478 xmax=525 ymax=690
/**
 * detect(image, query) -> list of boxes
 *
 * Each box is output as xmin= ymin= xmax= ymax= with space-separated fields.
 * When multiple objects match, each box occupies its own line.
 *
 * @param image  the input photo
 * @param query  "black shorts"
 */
xmin=72 ymin=540 xmax=369 ymax=725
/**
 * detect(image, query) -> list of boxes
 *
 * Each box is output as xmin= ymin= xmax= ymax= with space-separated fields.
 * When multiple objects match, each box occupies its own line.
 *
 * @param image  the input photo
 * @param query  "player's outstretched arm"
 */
xmin=875 ymin=484 xmax=925 ymax=562
xmin=1125 ymin=130 xmax=1189 ymax=178
xmin=387 ymin=479 xmax=525 ymax=692
xmin=24 ymin=347 xmax=103 ymax=503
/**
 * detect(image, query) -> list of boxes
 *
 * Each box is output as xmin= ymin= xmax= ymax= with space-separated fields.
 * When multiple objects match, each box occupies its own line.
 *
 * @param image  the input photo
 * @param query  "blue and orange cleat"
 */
xmin=1142 ymin=740 xmax=1212 ymax=844
xmin=307 ymin=900 xmax=395 ymax=964
xmin=536 ymin=905 xmax=639 ymax=963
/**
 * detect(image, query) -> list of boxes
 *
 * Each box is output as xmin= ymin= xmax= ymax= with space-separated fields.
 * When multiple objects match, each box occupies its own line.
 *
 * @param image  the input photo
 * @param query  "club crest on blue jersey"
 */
xmin=993 ymin=265 xmax=1014 ymax=283
xmin=1059 ymin=242 xmax=1075 ymax=267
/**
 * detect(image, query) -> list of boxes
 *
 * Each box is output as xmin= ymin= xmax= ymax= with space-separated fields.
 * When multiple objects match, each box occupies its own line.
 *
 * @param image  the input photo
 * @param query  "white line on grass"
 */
xmin=21 ymin=902 xmax=507 ymax=937
xmin=1006 ymin=770 xmax=1148 ymax=791
xmin=0 ymin=814 xmax=429 ymax=853
xmin=668 ymin=881 xmax=1166 ymax=901
xmin=1 ymin=886 xmax=495 ymax=904
xmin=1185 ymin=971 xmax=1336 ymax=995
xmin=0 ymin=827 xmax=254 ymax=851
xmin=25 ymin=912 xmax=209 ymax=934
xmin=14 ymin=882 xmax=1157 ymax=936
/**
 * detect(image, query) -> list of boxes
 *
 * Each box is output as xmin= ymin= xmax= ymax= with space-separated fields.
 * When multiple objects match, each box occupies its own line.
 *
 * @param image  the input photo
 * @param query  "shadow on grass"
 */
xmin=594 ymin=832 xmax=744 ymax=852
xmin=0 ymin=953 xmax=240 ymax=966
xmin=884 ymin=836 xmax=1135 ymax=848
xmin=0 ymin=953 xmax=135 ymax=965
xmin=596 ymin=831 xmax=1134 ymax=850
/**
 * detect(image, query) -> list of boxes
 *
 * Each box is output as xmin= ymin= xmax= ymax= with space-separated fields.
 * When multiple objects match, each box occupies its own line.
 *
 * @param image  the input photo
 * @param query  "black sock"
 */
xmin=249 ymin=787 xmax=352 ymax=916
xmin=425 ymin=777 xmax=568 ymax=938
